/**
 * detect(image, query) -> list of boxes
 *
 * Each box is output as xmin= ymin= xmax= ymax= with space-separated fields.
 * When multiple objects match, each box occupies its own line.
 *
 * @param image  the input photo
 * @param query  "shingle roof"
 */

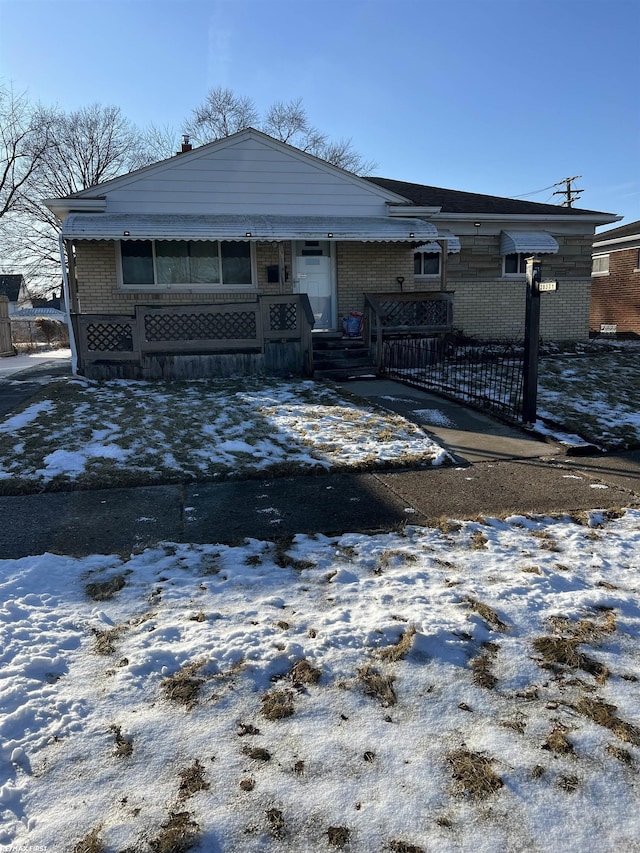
xmin=0 ymin=274 xmax=25 ymax=301
xmin=594 ymin=220 xmax=640 ymax=242
xmin=364 ymin=177 xmax=615 ymax=217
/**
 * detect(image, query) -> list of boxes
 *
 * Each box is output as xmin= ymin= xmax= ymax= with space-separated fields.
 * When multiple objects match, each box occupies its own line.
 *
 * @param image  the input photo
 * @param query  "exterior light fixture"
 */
xmin=327 ymin=232 xmax=333 ymax=238
xmin=123 ymin=231 xmax=130 ymax=236
xmin=474 ymin=222 xmax=481 ymax=228
xmin=409 ymin=232 xmax=414 ymax=238
xmin=245 ymin=232 xmax=252 ymax=237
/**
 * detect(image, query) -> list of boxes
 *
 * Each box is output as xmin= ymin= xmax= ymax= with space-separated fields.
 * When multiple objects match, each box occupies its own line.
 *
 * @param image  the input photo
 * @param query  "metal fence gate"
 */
xmin=382 ymin=334 xmax=525 ymax=423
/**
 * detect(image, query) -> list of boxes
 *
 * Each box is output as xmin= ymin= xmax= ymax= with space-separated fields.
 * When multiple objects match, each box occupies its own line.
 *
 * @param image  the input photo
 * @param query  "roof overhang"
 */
xmin=61 ymin=213 xmax=439 ymax=242
xmin=500 ymin=230 xmax=559 ymax=255
xmin=44 ymin=197 xmax=107 ymax=218
xmin=414 ymin=230 xmax=461 ymax=253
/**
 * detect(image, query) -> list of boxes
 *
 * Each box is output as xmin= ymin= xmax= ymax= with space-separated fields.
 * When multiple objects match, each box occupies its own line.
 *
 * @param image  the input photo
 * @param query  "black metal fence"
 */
xmin=383 ymin=334 xmax=525 ymax=422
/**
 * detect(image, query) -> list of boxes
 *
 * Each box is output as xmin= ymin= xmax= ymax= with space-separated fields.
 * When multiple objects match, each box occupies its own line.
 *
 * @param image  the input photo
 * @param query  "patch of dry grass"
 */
xmin=162 ymin=661 xmax=207 ymax=710
xmin=178 ymin=759 xmax=210 ymax=800
xmin=109 ymin=724 xmax=133 ymax=758
xmin=388 ymin=842 xmax=425 ymax=853
xmin=92 ymin=627 xmax=121 ymax=656
xmin=266 ymin=808 xmax=285 ymax=839
xmin=290 ymin=658 xmax=322 ymax=685
xmin=470 ymin=643 xmax=499 ymax=690
xmin=533 ymin=636 xmax=608 ymax=682
xmin=149 ymin=811 xmax=200 ymax=853
xmin=379 ymin=627 xmax=417 ymax=662
xmin=358 ymin=665 xmax=397 ymax=707
xmin=446 ymin=748 xmax=503 ymax=799
xmin=572 ymin=697 xmax=640 ymax=745
xmin=85 ymin=573 xmax=127 ymax=601
xmin=542 ymin=726 xmax=575 ymax=755
xmin=327 ymin=826 xmax=351 ymax=847
xmin=73 ymin=827 xmax=104 ymax=853
xmin=261 ymin=689 xmax=295 ymax=721
xmin=464 ymin=598 xmax=508 ymax=632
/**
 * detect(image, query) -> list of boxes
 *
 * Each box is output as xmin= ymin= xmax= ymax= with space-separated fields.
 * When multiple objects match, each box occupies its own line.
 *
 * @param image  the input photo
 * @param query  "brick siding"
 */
xmin=590 ymin=246 xmax=640 ymax=334
xmin=74 ymin=236 xmax=593 ymax=341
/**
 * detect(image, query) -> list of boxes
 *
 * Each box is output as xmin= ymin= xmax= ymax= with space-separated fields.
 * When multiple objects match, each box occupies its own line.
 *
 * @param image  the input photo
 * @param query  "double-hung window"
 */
xmin=592 ymin=254 xmax=610 ymax=276
xmin=119 ymin=240 xmax=253 ymax=288
xmin=414 ymin=251 xmax=440 ymax=276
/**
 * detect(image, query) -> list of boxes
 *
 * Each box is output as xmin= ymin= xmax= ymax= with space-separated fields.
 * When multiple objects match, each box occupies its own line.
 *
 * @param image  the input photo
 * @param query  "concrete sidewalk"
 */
xmin=1 ymin=370 xmax=639 ymax=559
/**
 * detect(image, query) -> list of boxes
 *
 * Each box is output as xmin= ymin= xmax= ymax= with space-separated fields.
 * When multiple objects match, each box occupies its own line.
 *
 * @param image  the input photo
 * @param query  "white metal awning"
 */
xmin=61 ymin=213 xmax=439 ymax=243
xmin=10 ymin=307 xmax=67 ymax=320
xmin=500 ymin=230 xmax=559 ymax=255
xmin=414 ymin=229 xmax=461 ymax=254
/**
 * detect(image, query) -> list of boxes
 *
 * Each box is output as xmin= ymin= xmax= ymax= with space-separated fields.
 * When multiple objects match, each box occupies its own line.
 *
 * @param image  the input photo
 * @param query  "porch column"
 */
xmin=278 ymin=242 xmax=286 ymax=294
xmin=438 ymin=239 xmax=448 ymax=292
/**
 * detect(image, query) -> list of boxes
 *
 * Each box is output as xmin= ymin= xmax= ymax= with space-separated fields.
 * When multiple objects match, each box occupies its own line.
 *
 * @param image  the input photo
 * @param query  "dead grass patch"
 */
xmin=447 ymin=748 xmax=503 ymax=799
xmin=542 ymin=726 xmax=575 ymax=755
xmin=92 ymin=627 xmax=121 ymax=656
xmin=436 ymin=517 xmax=462 ymax=535
xmin=572 ymin=697 xmax=640 ymax=745
xmin=109 ymin=724 xmax=133 ymax=757
xmin=388 ymin=842 xmax=425 ymax=853
xmin=327 ymin=826 xmax=351 ymax=847
xmin=178 ymin=759 xmax=210 ymax=800
xmin=606 ymin=743 xmax=634 ymax=764
xmin=532 ymin=637 xmax=608 ymax=683
xmin=557 ymin=775 xmax=580 ymax=793
xmin=464 ymin=598 xmax=508 ymax=632
xmin=470 ymin=530 xmax=488 ymax=550
xmin=261 ymin=689 xmax=295 ymax=721
xmin=290 ymin=658 xmax=322 ymax=685
xmin=358 ymin=665 xmax=397 ymax=707
xmin=149 ymin=810 xmax=200 ymax=853
xmin=240 ymin=778 xmax=255 ymax=791
xmin=471 ymin=642 xmax=499 ymax=689
xmin=530 ymin=530 xmax=561 ymax=552
xmin=379 ymin=627 xmax=417 ymax=662
xmin=85 ymin=573 xmax=127 ymax=601
xmin=266 ymin=808 xmax=285 ymax=839
xmin=73 ymin=826 xmax=104 ymax=853
xmin=162 ymin=661 xmax=207 ymax=710
xmin=242 ymin=746 xmax=271 ymax=761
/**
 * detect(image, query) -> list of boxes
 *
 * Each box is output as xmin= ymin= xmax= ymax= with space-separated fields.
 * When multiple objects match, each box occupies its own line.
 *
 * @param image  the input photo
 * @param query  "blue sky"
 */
xmin=1 ymin=0 xmax=638 ymax=225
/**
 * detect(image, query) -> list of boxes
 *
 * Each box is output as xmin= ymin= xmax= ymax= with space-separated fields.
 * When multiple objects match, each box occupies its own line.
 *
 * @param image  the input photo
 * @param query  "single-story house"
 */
xmin=0 ymin=274 xmax=30 ymax=315
xmin=44 ymin=128 xmax=619 ymax=379
xmin=590 ymin=220 xmax=640 ymax=336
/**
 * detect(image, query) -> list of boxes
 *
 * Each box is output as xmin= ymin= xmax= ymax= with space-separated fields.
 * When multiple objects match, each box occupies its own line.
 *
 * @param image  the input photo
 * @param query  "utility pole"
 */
xmin=553 ymin=176 xmax=584 ymax=208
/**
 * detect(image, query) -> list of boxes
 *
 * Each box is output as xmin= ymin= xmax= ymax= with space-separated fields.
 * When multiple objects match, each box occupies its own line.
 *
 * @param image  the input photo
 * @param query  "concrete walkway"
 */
xmin=340 ymin=378 xmax=560 ymax=464
xmin=1 ymin=365 xmax=639 ymax=559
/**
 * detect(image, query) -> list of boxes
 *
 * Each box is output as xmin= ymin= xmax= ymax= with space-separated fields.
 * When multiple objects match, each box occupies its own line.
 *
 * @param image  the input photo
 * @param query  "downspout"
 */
xmin=58 ymin=232 xmax=78 ymax=375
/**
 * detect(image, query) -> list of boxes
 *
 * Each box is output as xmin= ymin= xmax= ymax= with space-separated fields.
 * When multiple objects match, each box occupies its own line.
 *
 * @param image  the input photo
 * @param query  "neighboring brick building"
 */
xmin=44 ymin=128 xmax=619 ymax=378
xmin=590 ymin=220 xmax=640 ymax=336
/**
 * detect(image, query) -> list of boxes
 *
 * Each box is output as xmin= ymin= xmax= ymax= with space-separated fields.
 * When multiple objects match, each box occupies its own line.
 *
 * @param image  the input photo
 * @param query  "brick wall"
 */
xmin=590 ymin=247 xmax=640 ymax=334
xmin=74 ymin=237 xmax=593 ymax=341
xmin=335 ymin=243 xmax=415 ymax=318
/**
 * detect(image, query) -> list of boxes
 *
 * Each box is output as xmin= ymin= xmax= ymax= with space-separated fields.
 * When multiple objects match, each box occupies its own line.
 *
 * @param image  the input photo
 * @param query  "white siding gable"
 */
xmin=94 ymin=131 xmax=406 ymax=217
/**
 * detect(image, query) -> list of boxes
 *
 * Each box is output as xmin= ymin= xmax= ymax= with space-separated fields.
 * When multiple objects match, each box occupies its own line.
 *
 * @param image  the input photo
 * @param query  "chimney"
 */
xmin=177 ymin=134 xmax=192 ymax=155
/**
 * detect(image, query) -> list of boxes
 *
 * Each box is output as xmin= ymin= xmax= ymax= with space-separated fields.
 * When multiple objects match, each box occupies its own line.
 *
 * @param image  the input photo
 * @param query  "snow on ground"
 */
xmin=1 ymin=510 xmax=639 ymax=852
xmin=0 ymin=348 xmax=71 ymax=379
xmin=0 ymin=378 xmax=450 ymax=491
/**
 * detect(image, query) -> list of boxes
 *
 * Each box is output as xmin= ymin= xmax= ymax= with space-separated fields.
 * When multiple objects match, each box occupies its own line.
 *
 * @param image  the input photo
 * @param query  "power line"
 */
xmin=510 ymin=183 xmax=558 ymax=199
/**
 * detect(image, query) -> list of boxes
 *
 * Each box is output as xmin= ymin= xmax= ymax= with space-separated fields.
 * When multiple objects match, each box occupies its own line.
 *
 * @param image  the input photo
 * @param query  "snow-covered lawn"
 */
xmin=0 ymin=377 xmax=449 ymax=493
xmin=2 ymin=509 xmax=639 ymax=851
xmin=538 ymin=351 xmax=640 ymax=449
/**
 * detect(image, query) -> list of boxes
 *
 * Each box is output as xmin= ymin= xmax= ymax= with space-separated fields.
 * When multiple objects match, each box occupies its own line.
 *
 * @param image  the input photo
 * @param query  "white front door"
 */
xmin=293 ymin=252 xmax=334 ymax=330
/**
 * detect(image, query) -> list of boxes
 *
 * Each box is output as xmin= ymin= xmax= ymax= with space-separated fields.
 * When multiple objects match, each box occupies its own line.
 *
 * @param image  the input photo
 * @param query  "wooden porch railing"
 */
xmin=364 ymin=291 xmax=454 ymax=371
xmin=73 ymin=293 xmax=315 ymax=375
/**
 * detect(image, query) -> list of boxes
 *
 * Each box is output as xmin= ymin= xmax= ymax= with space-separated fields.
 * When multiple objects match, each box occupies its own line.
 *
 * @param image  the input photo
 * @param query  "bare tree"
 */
xmin=8 ymin=103 xmax=155 ymax=295
xmin=187 ymin=87 xmax=259 ymax=145
xmin=188 ymin=89 xmax=376 ymax=175
xmin=0 ymin=85 xmax=53 ymax=220
xmin=142 ymin=121 xmax=182 ymax=162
